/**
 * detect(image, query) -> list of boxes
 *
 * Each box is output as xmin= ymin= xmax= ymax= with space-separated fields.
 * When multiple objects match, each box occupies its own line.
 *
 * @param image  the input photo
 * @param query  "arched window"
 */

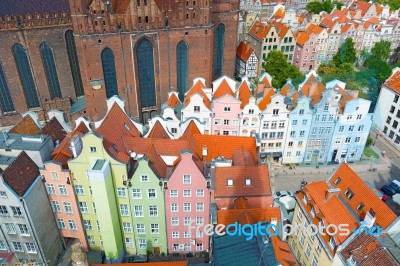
xmin=65 ymin=30 xmax=84 ymax=98
xmin=176 ymin=41 xmax=188 ymax=101
xmin=12 ymin=43 xmax=40 ymax=109
xmin=0 ymin=60 xmax=15 ymax=113
xmin=213 ymin=23 xmax=225 ymax=79
xmin=40 ymin=42 xmax=62 ymax=99
xmin=136 ymin=38 xmax=156 ymax=108
xmin=101 ymin=48 xmax=119 ymax=98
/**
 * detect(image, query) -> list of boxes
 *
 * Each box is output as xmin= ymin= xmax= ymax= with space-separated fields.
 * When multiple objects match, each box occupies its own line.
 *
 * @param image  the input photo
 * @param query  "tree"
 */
xmin=263 ymin=50 xmax=304 ymax=88
xmin=368 ymin=40 xmax=391 ymax=63
xmin=306 ymin=1 xmax=324 ymax=14
xmin=332 ymin=38 xmax=356 ymax=66
xmin=367 ymin=58 xmax=392 ymax=82
xmin=333 ymin=1 xmax=344 ymax=10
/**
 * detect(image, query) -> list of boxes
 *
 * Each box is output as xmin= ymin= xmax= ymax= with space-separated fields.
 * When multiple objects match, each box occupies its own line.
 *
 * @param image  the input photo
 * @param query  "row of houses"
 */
xmin=236 ymin=0 xmax=400 ymax=76
xmin=154 ymin=71 xmax=372 ymax=165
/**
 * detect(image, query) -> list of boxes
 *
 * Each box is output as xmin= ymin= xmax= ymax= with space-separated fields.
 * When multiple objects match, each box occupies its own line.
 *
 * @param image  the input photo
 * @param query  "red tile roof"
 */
xmin=384 ymin=69 xmax=400 ymax=94
xmin=123 ymin=137 xmax=189 ymax=156
xmin=192 ymin=135 xmax=257 ymax=163
xmin=184 ymin=80 xmax=211 ymax=110
xmin=233 ymin=196 xmax=250 ymax=209
xmin=328 ymin=163 xmax=397 ymax=230
xmin=166 ymin=92 xmax=181 ymax=108
xmin=307 ymin=24 xmax=324 ymax=35
xmin=3 ymin=152 xmax=40 ymax=197
xmin=350 ymin=0 xmax=371 ymax=16
xmin=214 ymin=166 xmax=271 ymax=198
xmin=146 ymin=144 xmax=168 ymax=177
xmin=295 ymin=31 xmax=309 ymax=46
xmin=146 ymin=121 xmax=171 ymax=139
xmin=236 ymin=42 xmax=254 ymax=62
xmin=238 ymin=81 xmax=251 ymax=108
xmin=42 ymin=117 xmax=67 ymax=143
xmin=273 ymin=21 xmax=289 ymax=38
xmin=300 ymin=81 xmax=326 ymax=105
xmin=258 ymin=87 xmax=275 ymax=110
xmin=213 ymin=79 xmax=235 ymax=99
xmin=180 ymin=120 xmax=201 ymax=140
xmin=232 ymin=146 xmax=255 ymax=166
xmin=96 ymin=103 xmax=141 ymax=163
xmin=249 ymin=20 xmax=271 ymax=41
xmin=8 ymin=115 xmax=41 ymax=135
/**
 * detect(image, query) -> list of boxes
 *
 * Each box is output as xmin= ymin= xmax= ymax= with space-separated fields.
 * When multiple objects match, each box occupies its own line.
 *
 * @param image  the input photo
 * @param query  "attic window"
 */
xmin=344 ymin=189 xmax=354 ymax=200
xmin=356 ymin=203 xmax=365 ymax=212
xmin=90 ymin=147 xmax=97 ymax=153
xmin=124 ymin=123 xmax=131 ymax=131
xmin=245 ymin=178 xmax=251 ymax=186
xmin=227 ymin=179 xmax=233 ymax=186
xmin=334 ymin=177 xmax=341 ymax=185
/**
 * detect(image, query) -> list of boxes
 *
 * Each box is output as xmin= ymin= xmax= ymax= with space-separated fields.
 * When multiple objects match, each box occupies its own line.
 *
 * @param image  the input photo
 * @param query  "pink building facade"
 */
xmin=165 ymin=152 xmax=210 ymax=253
xmin=211 ymin=94 xmax=242 ymax=136
xmin=40 ymin=162 xmax=88 ymax=250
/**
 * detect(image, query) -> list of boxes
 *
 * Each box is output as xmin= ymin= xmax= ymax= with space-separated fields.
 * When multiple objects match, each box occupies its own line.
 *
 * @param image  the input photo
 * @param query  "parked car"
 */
xmin=127 ymin=255 xmax=148 ymax=263
xmin=390 ymin=180 xmax=400 ymax=193
xmin=381 ymin=185 xmax=396 ymax=197
xmin=273 ymin=191 xmax=293 ymax=199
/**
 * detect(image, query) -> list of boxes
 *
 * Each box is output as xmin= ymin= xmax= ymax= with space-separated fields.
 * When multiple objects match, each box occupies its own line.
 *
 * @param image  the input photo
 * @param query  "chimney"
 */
xmin=202 ymin=145 xmax=208 ymax=157
xmin=325 ymin=188 xmax=341 ymax=202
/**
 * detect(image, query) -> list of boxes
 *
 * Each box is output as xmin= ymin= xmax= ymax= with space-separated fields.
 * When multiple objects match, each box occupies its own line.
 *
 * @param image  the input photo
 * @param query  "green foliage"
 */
xmin=263 ymin=50 xmax=304 ymax=88
xmin=362 ymin=0 xmax=400 ymax=11
xmin=332 ymin=38 xmax=357 ymax=66
xmin=365 ymin=40 xmax=391 ymax=65
xmin=306 ymin=0 xmax=336 ymax=14
xmin=366 ymin=136 xmax=373 ymax=147
xmin=366 ymin=58 xmax=392 ymax=82
xmin=317 ymin=62 xmax=354 ymax=75
xmin=333 ymin=1 xmax=344 ymax=9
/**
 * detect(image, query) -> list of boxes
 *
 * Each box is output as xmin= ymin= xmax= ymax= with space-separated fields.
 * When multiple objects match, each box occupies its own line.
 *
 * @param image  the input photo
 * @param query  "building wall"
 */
xmin=181 ymin=93 xmax=212 ymax=134
xmin=211 ymin=95 xmax=242 ymax=136
xmin=240 ymin=97 xmax=261 ymax=137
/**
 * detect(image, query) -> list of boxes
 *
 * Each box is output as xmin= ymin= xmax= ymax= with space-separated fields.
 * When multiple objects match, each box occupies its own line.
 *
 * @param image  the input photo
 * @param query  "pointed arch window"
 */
xmin=12 ymin=43 xmax=40 ymax=109
xmin=176 ymin=41 xmax=188 ymax=101
xmin=213 ymin=23 xmax=225 ymax=80
xmin=40 ymin=42 xmax=62 ymax=99
xmin=65 ymin=30 xmax=84 ymax=98
xmin=136 ymin=38 xmax=156 ymax=108
xmin=101 ymin=48 xmax=119 ymax=98
xmin=0 ymin=60 xmax=15 ymax=113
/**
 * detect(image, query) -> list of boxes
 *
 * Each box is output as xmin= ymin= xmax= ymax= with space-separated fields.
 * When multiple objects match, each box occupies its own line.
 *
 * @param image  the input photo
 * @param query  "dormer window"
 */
xmin=224 ymin=107 xmax=231 ymax=112
xmin=344 ymin=189 xmax=354 ymax=200
xmin=334 ymin=177 xmax=341 ymax=185
xmin=245 ymin=179 xmax=251 ymax=186
xmin=302 ymin=194 xmax=308 ymax=204
xmin=329 ymin=236 xmax=336 ymax=249
xmin=310 ymin=207 xmax=315 ymax=217
xmin=227 ymin=179 xmax=233 ymax=186
xmin=356 ymin=203 xmax=365 ymax=212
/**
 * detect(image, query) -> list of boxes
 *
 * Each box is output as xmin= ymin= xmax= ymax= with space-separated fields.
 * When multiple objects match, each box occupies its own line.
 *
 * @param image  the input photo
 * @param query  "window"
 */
xmin=300 ymin=233 xmax=305 ymax=245
xmin=183 ymin=175 xmax=191 ymax=184
xmin=79 ymin=202 xmax=88 ymax=214
xmin=151 ymin=224 xmax=159 ymax=234
xmin=125 ymin=238 xmax=134 ymax=248
xmin=277 ymin=132 xmax=283 ymax=139
xmin=223 ymin=119 xmax=230 ymax=125
xmin=348 ymin=126 xmax=354 ymax=132
xmin=13 ymin=44 xmax=40 ymax=108
xmin=51 ymin=201 xmax=61 ymax=213
xmin=311 ymin=256 xmax=318 ymax=266
xmin=12 ymin=242 xmax=23 ymax=252
xmin=57 ymin=219 xmax=66 ymax=230
xmin=120 ymin=204 xmax=129 ymax=216
xmin=290 ymin=131 xmax=295 ymax=137
xmin=83 ymin=220 xmax=92 ymax=231
xmin=196 ymin=189 xmax=204 ymax=197
xmin=117 ymin=188 xmax=126 ymax=197
xmin=141 ymin=175 xmax=149 ymax=182
xmin=279 ymin=121 xmax=285 ymax=128
xmin=334 ymin=177 xmax=341 ymax=185
xmin=387 ymin=116 xmax=392 ymax=124
xmin=302 ymin=119 xmax=307 ymax=126
xmin=214 ymin=119 xmax=221 ymax=125
xmin=132 ymin=189 xmax=141 ymax=199
xmin=90 ymin=147 xmax=96 ymax=153
xmin=74 ymin=185 xmax=84 ymax=195
xmin=5 ymin=223 xmax=16 ymax=234
xmin=194 ymin=106 xmax=200 ymax=112
xmin=0 ymin=191 xmax=6 ymax=198
xmin=196 ymin=217 xmax=204 ymax=226
xmin=245 ymin=178 xmax=251 ymax=186
xmin=69 ymin=220 xmax=77 ymax=230
xmin=171 ymin=217 xmax=179 ymax=226
xmin=355 ymin=137 xmax=360 ymax=143
xmin=149 ymin=206 xmax=158 ymax=217
xmin=184 ymin=217 xmax=191 ymax=226
xmin=139 ymin=239 xmax=147 ymax=249
xmin=196 ymin=243 xmax=203 ymax=251
xmin=148 ymin=189 xmax=156 ymax=199
xmin=51 ymin=172 xmax=59 ymax=180
xmin=339 ymin=126 xmax=344 ymax=132
xmin=183 ymin=190 xmax=191 ymax=197
xmin=170 ymin=190 xmax=178 ymax=197
xmin=273 ymin=109 xmax=279 ymax=115
xmin=101 ymin=48 xmax=119 ymax=98
xmin=344 ymin=189 xmax=354 ymax=200
xmin=87 ymin=235 xmax=95 ymax=245
xmin=296 ymin=151 xmax=301 ymax=156
xmin=65 ymin=30 xmax=84 ymax=97
xmin=288 ymin=141 xmax=293 ymax=147
xmin=172 ymin=231 xmax=179 ymax=238
xmin=47 ymin=184 xmax=56 ymax=195
xmin=227 ymin=179 xmax=233 ymax=186
xmin=358 ymin=125 xmax=364 ymax=132
xmin=184 ymin=231 xmax=191 ymax=238
xmin=24 ymin=242 xmax=36 ymax=254
xmin=122 ymin=222 xmax=132 ymax=233
xmin=316 ymin=241 xmax=322 ymax=254
xmin=299 ymin=109 xmax=304 ymax=115
xmin=224 ymin=107 xmax=231 ymax=112
xmin=298 ymin=141 xmax=303 ymax=146
xmin=64 ymin=202 xmax=72 ymax=214
xmin=136 ymin=224 xmax=145 ymax=234
xmin=176 ymin=41 xmax=188 ymax=101
xmin=171 ymin=203 xmax=178 ymax=212
xmin=184 ymin=203 xmax=191 ymax=212
xmin=305 ymin=244 xmax=311 ymax=258
xmin=0 ymin=59 xmax=15 ymax=113
xmin=40 ymin=42 xmax=62 ymax=99
xmin=356 ymin=203 xmax=365 ymax=212
xmin=0 ymin=206 xmax=8 ymax=216
xmin=329 ymin=237 xmax=336 ymax=249
xmin=223 ymin=131 xmax=229 ymax=136
xmin=345 ymin=137 xmax=351 ymax=143
xmin=286 ymin=152 xmax=291 ymax=157
xmin=59 ymin=185 xmax=67 ymax=195
xmin=196 ymin=203 xmax=204 ymax=212
xmin=347 ymin=115 xmax=353 ymax=120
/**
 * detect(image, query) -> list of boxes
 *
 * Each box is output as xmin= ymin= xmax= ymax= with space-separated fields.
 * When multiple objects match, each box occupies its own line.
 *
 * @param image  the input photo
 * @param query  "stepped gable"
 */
xmin=213 ymin=79 xmax=235 ymax=99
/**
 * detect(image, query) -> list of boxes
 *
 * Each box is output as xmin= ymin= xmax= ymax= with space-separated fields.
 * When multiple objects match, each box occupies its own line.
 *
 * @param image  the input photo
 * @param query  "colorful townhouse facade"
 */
xmin=235 ymin=41 xmax=259 ymax=78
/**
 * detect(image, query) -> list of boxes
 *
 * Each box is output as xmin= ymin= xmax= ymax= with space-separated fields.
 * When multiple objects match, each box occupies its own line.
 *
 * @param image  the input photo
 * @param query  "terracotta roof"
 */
xmin=213 ymin=79 xmax=235 ymax=99
xmin=146 ymin=121 xmax=171 ymax=139
xmin=273 ymin=8 xmax=285 ymax=20
xmin=2 ymin=152 xmax=40 ymax=197
xmin=184 ymin=80 xmax=211 ymax=110
xmin=273 ymin=21 xmax=289 ymax=38
xmin=300 ymin=82 xmax=326 ymax=105
xmin=166 ymin=92 xmax=181 ymax=108
xmin=249 ymin=20 xmax=271 ymax=41
xmin=258 ymin=87 xmax=275 ymax=110
xmin=214 ymin=166 xmax=271 ymax=198
xmin=96 ymin=103 xmax=141 ymax=163
xmin=295 ymin=31 xmax=309 ymax=46
xmin=180 ymin=120 xmax=201 ymax=140
xmin=270 ymin=235 xmax=298 ymax=266
xmin=340 ymin=232 xmax=397 ymax=266
xmin=236 ymin=42 xmax=254 ymax=62
xmin=350 ymin=0 xmax=371 ymax=16
xmin=261 ymin=75 xmax=272 ymax=87
xmin=42 ymin=117 xmax=67 ymax=143
xmin=234 ymin=197 xmax=250 ymax=209
xmin=307 ymin=24 xmax=324 ymax=35
xmin=341 ymin=23 xmax=352 ymax=33
xmin=328 ymin=163 xmax=397 ymax=230
xmin=93 ymin=262 xmax=187 ymax=266
xmin=146 ymin=144 xmax=168 ymax=177
xmin=232 ymin=146 xmax=255 ymax=166
xmin=238 ymin=81 xmax=251 ymax=108
xmin=123 ymin=137 xmax=188 ymax=157
xmin=8 ymin=115 xmax=41 ymax=135
xmin=384 ymin=69 xmax=400 ymax=94
xmin=367 ymin=17 xmax=380 ymax=24
xmin=192 ymin=135 xmax=257 ymax=163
